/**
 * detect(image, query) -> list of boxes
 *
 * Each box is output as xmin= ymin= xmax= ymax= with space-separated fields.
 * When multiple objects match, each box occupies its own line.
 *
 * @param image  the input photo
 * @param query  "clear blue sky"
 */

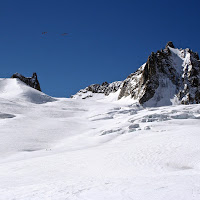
xmin=0 ymin=0 xmax=200 ymax=97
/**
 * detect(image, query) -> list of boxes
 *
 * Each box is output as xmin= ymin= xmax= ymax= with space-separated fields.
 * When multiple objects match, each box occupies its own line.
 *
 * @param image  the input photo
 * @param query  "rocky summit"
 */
xmin=11 ymin=72 xmax=41 ymax=92
xmin=118 ymin=41 xmax=200 ymax=106
xmin=73 ymin=42 xmax=200 ymax=107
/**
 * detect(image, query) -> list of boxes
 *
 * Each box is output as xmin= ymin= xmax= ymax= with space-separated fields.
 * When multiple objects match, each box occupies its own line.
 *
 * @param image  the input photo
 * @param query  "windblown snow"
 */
xmin=1 ymin=78 xmax=200 ymax=200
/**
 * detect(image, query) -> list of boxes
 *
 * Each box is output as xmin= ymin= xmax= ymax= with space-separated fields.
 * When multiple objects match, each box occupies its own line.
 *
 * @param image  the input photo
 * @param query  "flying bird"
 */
xmin=61 ymin=33 xmax=68 ymax=36
xmin=40 ymin=32 xmax=70 ymax=39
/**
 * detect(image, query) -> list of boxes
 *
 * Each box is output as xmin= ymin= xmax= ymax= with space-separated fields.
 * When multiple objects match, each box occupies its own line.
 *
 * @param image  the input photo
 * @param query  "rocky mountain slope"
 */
xmin=71 ymin=81 xmax=122 ymax=99
xmin=11 ymin=72 xmax=41 ymax=91
xmin=73 ymin=42 xmax=200 ymax=107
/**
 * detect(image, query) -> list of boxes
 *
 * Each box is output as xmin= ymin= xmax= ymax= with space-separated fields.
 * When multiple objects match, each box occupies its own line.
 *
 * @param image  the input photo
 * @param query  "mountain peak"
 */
xmin=11 ymin=72 xmax=41 ymax=91
xmin=72 ymin=42 xmax=200 ymax=106
xmin=118 ymin=43 xmax=200 ymax=106
xmin=165 ymin=41 xmax=175 ymax=49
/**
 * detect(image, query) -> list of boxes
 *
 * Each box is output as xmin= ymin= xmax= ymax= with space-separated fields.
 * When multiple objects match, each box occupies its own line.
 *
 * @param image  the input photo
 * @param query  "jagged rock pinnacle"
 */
xmin=165 ymin=41 xmax=175 ymax=49
xmin=73 ymin=42 xmax=200 ymax=106
xmin=11 ymin=72 xmax=41 ymax=91
xmin=118 ymin=42 xmax=200 ymax=106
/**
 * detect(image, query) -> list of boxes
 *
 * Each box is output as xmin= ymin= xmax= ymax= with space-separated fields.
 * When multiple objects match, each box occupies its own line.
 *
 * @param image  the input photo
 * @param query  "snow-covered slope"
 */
xmin=1 ymin=78 xmax=200 ymax=200
xmin=0 ymin=78 xmax=55 ymax=104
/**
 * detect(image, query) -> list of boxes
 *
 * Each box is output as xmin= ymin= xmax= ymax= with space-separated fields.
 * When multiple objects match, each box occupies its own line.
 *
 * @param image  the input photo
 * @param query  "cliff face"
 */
xmin=72 ymin=42 xmax=200 ymax=106
xmin=11 ymin=73 xmax=41 ymax=92
xmin=118 ymin=42 xmax=200 ymax=106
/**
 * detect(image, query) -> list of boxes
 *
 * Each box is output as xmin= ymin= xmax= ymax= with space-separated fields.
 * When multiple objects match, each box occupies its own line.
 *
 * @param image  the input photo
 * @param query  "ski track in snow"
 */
xmin=1 ymin=79 xmax=200 ymax=199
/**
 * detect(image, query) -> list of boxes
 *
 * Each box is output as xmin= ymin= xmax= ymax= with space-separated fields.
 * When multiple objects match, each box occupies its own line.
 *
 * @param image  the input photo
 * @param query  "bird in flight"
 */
xmin=41 ymin=32 xmax=70 ymax=39
xmin=61 ymin=33 xmax=69 ymax=36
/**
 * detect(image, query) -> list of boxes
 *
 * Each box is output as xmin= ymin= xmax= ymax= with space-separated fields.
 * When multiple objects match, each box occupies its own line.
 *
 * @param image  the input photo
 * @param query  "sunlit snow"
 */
xmin=1 ymin=79 xmax=200 ymax=200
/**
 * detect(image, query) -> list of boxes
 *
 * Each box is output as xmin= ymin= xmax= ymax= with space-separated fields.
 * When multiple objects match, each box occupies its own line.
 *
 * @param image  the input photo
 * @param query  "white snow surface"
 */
xmin=1 ymin=78 xmax=200 ymax=200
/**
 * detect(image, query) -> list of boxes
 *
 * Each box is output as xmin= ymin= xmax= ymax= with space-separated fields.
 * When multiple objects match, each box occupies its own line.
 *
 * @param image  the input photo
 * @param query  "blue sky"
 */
xmin=0 ymin=0 xmax=200 ymax=97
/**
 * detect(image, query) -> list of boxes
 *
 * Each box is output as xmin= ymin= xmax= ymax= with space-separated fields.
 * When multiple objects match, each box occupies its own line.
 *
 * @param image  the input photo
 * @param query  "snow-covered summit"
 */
xmin=73 ymin=42 xmax=200 ymax=107
xmin=119 ymin=41 xmax=200 ymax=106
xmin=0 ymin=78 xmax=55 ymax=104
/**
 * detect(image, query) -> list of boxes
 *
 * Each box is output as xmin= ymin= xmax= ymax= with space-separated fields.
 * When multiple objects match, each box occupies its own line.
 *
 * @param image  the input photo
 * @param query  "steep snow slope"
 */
xmin=0 ymin=78 xmax=55 ymax=104
xmin=1 ymin=79 xmax=200 ymax=200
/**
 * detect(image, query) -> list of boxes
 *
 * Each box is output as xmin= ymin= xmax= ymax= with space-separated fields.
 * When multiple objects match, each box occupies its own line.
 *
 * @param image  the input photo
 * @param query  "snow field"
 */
xmin=0 ymin=79 xmax=200 ymax=199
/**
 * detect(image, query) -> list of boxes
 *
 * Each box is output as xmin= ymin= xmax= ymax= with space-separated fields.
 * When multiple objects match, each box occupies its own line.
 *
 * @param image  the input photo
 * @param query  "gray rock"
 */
xmin=72 ymin=41 xmax=200 ymax=106
xmin=118 ymin=42 xmax=200 ymax=106
xmin=72 ymin=81 xmax=122 ymax=99
xmin=165 ymin=41 xmax=175 ymax=48
xmin=11 ymin=72 xmax=41 ymax=91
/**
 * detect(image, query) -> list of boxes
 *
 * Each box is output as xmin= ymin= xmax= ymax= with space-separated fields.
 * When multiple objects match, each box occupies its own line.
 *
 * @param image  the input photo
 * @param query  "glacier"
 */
xmin=1 ymin=76 xmax=200 ymax=200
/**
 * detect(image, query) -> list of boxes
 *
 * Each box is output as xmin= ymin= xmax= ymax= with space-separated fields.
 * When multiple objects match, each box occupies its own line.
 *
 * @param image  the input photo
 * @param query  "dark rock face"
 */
xmin=72 ymin=81 xmax=122 ymax=99
xmin=165 ymin=41 xmax=175 ymax=48
xmin=118 ymin=41 xmax=200 ymax=106
xmin=177 ymin=50 xmax=200 ymax=104
xmin=73 ymin=41 xmax=200 ymax=106
xmin=87 ymin=81 xmax=121 ymax=95
xmin=11 ymin=72 xmax=41 ymax=91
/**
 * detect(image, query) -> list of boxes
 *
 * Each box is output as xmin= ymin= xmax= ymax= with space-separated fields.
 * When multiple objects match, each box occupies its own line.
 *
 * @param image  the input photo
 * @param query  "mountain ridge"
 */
xmin=72 ymin=42 xmax=200 ymax=106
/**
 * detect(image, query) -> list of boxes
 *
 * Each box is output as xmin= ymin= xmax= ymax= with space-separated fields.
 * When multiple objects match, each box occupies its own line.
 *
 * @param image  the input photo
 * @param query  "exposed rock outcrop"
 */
xmin=71 ymin=81 xmax=122 ymax=99
xmin=72 ymin=42 xmax=200 ymax=106
xmin=118 ymin=42 xmax=200 ymax=106
xmin=11 ymin=72 xmax=41 ymax=91
xmin=165 ymin=41 xmax=175 ymax=48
